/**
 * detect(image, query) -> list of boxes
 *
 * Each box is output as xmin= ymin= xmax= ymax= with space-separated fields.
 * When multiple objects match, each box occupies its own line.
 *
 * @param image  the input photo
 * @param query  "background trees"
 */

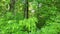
xmin=0 ymin=0 xmax=60 ymax=34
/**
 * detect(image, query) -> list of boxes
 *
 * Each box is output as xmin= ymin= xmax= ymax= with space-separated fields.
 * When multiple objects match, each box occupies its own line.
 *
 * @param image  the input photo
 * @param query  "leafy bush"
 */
xmin=0 ymin=17 xmax=38 ymax=34
xmin=40 ymin=23 xmax=60 ymax=34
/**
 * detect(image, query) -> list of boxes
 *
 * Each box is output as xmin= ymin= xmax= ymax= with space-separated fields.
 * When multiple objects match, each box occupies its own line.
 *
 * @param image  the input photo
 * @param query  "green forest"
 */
xmin=0 ymin=0 xmax=60 ymax=34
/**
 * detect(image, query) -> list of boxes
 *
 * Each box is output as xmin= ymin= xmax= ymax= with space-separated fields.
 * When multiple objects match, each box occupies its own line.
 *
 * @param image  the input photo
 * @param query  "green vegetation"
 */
xmin=0 ymin=0 xmax=60 ymax=34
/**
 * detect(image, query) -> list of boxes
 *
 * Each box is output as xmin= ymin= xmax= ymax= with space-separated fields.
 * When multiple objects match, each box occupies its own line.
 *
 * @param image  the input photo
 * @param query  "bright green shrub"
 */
xmin=0 ymin=17 xmax=38 ymax=34
xmin=19 ymin=17 xmax=38 ymax=32
xmin=40 ymin=23 xmax=60 ymax=34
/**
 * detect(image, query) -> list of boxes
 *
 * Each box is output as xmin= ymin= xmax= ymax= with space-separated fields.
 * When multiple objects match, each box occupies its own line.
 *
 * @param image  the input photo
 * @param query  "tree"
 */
xmin=9 ymin=0 xmax=16 ymax=15
xmin=24 ymin=0 xmax=29 ymax=19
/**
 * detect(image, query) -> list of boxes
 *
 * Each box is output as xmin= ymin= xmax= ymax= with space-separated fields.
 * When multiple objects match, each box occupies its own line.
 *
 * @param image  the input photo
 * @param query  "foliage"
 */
xmin=0 ymin=17 xmax=38 ymax=34
xmin=0 ymin=0 xmax=60 ymax=34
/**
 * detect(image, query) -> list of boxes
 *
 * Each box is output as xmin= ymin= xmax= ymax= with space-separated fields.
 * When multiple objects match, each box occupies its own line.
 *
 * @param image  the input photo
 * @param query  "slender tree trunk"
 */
xmin=9 ymin=0 xmax=16 ymax=15
xmin=24 ymin=0 xmax=29 ymax=19
xmin=10 ymin=0 xmax=15 ymax=11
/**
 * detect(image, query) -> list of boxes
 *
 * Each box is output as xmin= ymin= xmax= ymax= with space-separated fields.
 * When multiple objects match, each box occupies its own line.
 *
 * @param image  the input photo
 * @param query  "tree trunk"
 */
xmin=9 ymin=0 xmax=16 ymax=15
xmin=24 ymin=0 xmax=29 ymax=19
